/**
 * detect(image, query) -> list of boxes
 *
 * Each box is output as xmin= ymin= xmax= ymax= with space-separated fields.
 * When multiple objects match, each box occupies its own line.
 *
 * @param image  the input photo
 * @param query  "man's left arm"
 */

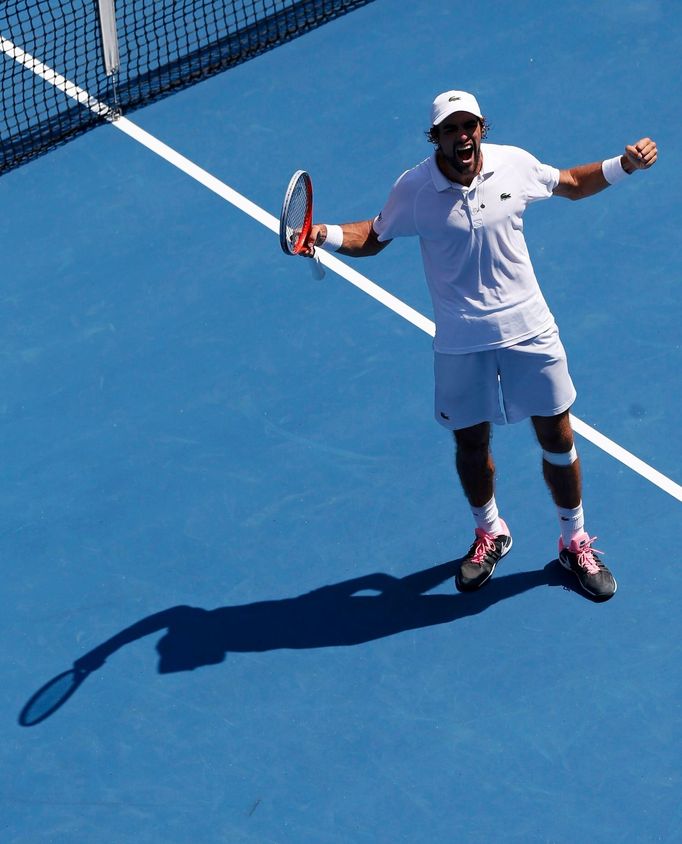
xmin=553 ymin=137 xmax=658 ymax=200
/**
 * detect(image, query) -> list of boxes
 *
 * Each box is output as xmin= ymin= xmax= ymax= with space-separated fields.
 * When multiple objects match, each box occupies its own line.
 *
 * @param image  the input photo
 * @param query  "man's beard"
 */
xmin=441 ymin=143 xmax=480 ymax=174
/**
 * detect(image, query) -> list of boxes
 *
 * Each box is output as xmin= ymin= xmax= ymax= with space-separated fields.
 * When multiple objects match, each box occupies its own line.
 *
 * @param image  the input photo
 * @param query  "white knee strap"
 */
xmin=543 ymin=446 xmax=578 ymax=466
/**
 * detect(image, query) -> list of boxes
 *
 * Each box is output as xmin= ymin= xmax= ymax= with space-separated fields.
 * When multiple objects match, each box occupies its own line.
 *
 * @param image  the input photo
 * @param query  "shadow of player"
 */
xmin=19 ymin=557 xmax=575 ymax=725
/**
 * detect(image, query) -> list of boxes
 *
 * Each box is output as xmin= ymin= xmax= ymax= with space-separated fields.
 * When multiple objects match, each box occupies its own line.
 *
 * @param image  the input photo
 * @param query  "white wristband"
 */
xmin=602 ymin=156 xmax=629 ymax=185
xmin=321 ymin=224 xmax=343 ymax=252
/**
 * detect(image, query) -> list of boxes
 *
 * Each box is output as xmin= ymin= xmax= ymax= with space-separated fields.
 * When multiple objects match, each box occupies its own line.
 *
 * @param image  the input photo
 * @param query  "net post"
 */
xmin=97 ymin=0 xmax=120 ymax=76
xmin=97 ymin=0 xmax=122 ymax=119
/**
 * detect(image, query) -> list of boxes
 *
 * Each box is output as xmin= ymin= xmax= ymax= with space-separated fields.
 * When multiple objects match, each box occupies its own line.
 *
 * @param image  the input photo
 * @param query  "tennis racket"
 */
xmin=279 ymin=170 xmax=325 ymax=279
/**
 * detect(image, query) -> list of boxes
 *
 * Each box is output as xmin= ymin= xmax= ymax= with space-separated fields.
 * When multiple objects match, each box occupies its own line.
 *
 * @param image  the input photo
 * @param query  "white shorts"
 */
xmin=434 ymin=326 xmax=577 ymax=430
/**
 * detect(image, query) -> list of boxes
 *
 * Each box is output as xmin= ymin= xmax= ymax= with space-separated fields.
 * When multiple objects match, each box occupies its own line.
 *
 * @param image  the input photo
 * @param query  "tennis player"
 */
xmin=302 ymin=90 xmax=657 ymax=601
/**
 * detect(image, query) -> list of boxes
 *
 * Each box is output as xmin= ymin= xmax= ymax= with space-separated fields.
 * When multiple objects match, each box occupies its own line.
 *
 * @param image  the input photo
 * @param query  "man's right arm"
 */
xmin=302 ymin=219 xmax=391 ymax=258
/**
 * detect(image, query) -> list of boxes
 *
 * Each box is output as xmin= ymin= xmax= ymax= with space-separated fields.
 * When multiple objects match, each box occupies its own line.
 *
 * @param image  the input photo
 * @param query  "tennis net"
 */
xmin=0 ymin=0 xmax=374 ymax=175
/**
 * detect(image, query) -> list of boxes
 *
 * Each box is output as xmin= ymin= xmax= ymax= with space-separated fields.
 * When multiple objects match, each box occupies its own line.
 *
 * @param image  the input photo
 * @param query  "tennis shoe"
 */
xmin=558 ymin=531 xmax=617 ymax=600
xmin=455 ymin=520 xmax=512 ymax=592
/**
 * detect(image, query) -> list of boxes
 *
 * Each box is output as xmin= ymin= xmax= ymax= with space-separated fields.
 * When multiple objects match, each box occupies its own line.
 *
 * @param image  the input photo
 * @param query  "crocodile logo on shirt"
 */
xmin=500 ymin=192 xmax=511 ymax=200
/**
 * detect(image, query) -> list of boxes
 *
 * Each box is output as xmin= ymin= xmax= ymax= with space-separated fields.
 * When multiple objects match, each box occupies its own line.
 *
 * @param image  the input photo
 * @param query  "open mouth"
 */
xmin=456 ymin=143 xmax=475 ymax=164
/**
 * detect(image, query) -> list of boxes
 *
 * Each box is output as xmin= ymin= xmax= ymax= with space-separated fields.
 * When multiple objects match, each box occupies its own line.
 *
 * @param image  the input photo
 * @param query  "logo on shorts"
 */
xmin=440 ymin=412 xmax=450 ymax=420
xmin=500 ymin=192 xmax=511 ymax=200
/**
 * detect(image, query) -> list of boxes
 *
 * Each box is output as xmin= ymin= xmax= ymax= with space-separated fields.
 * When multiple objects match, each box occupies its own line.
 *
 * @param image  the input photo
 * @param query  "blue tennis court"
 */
xmin=2 ymin=1 xmax=681 ymax=841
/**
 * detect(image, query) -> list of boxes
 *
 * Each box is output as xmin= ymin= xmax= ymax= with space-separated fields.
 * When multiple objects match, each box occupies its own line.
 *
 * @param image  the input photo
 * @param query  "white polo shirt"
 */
xmin=373 ymin=143 xmax=561 ymax=353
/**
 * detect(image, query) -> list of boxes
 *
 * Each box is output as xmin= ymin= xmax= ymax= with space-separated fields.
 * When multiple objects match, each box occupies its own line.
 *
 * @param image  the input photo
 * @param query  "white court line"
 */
xmin=3 ymin=35 xmax=681 ymax=503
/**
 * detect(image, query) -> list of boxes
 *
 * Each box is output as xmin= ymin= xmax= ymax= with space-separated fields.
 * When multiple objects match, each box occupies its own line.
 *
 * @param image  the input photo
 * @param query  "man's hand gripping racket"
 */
xmin=279 ymin=170 xmax=325 ymax=279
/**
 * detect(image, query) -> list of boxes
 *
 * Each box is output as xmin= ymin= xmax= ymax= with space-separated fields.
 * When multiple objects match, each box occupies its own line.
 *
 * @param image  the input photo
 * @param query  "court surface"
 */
xmin=2 ymin=1 xmax=681 ymax=841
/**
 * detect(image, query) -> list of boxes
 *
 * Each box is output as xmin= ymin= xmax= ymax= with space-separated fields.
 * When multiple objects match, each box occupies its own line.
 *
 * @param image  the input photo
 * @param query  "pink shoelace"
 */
xmin=470 ymin=530 xmax=497 ymax=565
xmin=574 ymin=535 xmax=604 ymax=575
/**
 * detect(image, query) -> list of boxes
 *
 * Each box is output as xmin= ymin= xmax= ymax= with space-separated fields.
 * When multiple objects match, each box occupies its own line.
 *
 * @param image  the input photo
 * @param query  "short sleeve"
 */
xmin=372 ymin=170 xmax=419 ymax=241
xmin=526 ymin=159 xmax=561 ymax=202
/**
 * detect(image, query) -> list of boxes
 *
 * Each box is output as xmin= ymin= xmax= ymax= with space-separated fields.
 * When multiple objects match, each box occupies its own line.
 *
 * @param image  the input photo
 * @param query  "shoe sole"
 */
xmin=455 ymin=536 xmax=513 ymax=593
xmin=558 ymin=553 xmax=618 ymax=601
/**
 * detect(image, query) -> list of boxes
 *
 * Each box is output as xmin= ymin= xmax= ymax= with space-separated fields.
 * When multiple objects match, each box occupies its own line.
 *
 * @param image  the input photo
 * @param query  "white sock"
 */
xmin=471 ymin=496 xmax=503 ymax=536
xmin=557 ymin=503 xmax=585 ymax=546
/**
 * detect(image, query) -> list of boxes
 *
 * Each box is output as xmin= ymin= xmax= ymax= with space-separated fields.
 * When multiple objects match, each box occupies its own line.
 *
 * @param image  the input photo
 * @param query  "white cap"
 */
xmin=431 ymin=90 xmax=482 ymax=126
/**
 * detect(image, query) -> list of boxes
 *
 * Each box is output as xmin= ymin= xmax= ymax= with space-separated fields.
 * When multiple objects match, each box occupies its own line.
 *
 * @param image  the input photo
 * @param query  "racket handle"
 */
xmin=308 ymin=254 xmax=325 ymax=279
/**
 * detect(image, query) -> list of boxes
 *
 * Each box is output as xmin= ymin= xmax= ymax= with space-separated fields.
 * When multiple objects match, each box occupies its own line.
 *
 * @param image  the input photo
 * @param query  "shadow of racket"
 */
xmin=19 ymin=667 xmax=90 ymax=727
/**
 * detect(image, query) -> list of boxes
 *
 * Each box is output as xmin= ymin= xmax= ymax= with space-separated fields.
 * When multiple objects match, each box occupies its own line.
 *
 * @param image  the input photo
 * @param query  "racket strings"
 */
xmin=285 ymin=182 xmax=309 ymax=248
